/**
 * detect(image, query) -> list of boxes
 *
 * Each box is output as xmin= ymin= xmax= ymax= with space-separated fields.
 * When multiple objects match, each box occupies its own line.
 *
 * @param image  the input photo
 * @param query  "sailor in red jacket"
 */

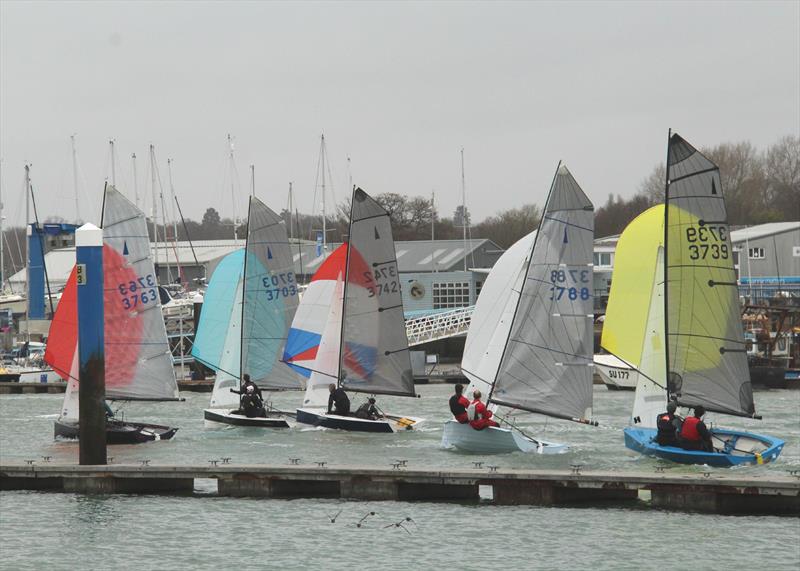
xmin=678 ymin=406 xmax=714 ymax=452
xmin=449 ymin=384 xmax=470 ymax=423
xmin=468 ymin=390 xmax=499 ymax=430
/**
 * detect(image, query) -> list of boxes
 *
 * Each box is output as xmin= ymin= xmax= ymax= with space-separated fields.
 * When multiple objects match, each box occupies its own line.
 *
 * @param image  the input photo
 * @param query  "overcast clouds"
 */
xmin=1 ymin=1 xmax=798 ymax=228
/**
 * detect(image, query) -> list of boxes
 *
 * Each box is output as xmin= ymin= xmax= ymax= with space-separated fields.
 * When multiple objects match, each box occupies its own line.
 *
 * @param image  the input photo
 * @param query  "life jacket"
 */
xmin=681 ymin=416 xmax=702 ymax=441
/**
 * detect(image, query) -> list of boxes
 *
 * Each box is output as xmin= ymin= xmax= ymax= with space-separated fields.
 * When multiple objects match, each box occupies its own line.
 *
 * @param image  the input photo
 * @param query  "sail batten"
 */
xmin=489 ymin=165 xmax=595 ymax=421
xmin=664 ymin=133 xmax=755 ymax=417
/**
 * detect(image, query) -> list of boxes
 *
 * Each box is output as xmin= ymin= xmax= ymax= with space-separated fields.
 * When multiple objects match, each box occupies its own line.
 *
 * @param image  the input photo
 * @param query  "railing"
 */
xmin=405 ymin=306 xmax=475 ymax=346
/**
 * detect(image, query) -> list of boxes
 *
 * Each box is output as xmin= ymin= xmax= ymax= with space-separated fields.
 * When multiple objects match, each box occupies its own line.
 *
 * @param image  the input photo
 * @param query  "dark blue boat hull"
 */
xmin=624 ymin=427 xmax=784 ymax=467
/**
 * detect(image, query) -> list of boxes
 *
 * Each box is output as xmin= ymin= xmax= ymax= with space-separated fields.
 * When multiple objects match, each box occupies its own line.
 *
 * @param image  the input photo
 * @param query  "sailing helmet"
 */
xmin=246 ymin=385 xmax=255 ymax=393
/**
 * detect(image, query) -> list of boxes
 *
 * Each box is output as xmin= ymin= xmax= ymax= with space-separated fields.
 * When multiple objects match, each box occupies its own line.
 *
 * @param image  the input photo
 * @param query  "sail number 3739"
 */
xmin=685 ymin=225 xmax=729 ymax=260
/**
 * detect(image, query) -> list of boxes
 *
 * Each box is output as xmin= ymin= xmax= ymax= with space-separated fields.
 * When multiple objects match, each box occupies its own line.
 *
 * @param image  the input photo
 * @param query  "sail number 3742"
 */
xmin=685 ymin=225 xmax=729 ymax=260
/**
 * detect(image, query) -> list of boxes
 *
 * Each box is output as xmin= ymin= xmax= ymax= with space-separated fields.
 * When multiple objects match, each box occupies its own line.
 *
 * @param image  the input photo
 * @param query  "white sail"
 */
xmin=302 ymin=271 xmax=344 ymax=408
xmin=59 ymin=350 xmax=81 ymax=422
xmin=209 ymin=274 xmax=244 ymax=409
xmin=462 ymin=230 xmax=537 ymax=398
xmin=631 ymin=247 xmax=668 ymax=428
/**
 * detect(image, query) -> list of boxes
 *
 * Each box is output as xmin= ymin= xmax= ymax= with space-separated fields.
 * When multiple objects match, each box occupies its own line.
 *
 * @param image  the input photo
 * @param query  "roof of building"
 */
xmin=8 ymin=238 xmax=503 ymax=286
xmin=730 ymin=222 xmax=800 ymax=243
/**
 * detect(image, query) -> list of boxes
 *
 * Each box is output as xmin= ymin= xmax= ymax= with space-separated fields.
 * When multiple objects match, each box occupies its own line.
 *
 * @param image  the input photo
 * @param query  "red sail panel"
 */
xmin=44 ymin=267 xmax=79 ymax=381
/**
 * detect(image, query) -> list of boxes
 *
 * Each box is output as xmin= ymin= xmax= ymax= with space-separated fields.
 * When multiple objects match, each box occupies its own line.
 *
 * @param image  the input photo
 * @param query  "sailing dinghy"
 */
xmin=443 ymin=164 xmax=596 ymax=454
xmin=46 ymin=186 xmax=179 ymax=444
xmin=620 ymin=133 xmax=784 ymax=467
xmin=193 ymin=196 xmax=304 ymax=428
xmin=292 ymin=188 xmax=424 ymax=433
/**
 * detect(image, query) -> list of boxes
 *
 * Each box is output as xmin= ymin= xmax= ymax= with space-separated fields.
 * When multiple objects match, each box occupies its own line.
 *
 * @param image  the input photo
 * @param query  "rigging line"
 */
xmin=509 ymin=339 xmax=590 ymax=361
xmin=28 ymin=184 xmax=55 ymax=316
xmin=667 ymin=332 xmax=746 ymax=344
xmin=353 ymin=212 xmax=388 ymax=224
xmin=598 ymin=346 xmax=669 ymax=391
xmin=193 ymin=355 xmax=241 ymax=381
xmin=666 ymin=194 xmax=725 ymax=201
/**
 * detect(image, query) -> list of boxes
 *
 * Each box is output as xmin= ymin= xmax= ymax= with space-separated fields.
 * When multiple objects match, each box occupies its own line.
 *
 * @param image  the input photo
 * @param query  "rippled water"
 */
xmin=1 ymin=386 xmax=799 ymax=570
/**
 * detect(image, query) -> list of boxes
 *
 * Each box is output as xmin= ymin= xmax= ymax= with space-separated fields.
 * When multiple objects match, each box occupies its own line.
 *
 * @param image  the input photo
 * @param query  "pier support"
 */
xmin=650 ymin=486 xmax=800 ymax=515
xmin=76 ymin=223 xmax=106 ymax=466
xmin=491 ymin=479 xmax=638 ymax=506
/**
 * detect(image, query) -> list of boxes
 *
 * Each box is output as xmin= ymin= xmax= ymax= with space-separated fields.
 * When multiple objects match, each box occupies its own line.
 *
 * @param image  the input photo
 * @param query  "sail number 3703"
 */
xmin=262 ymin=272 xmax=297 ymax=300
xmin=549 ymin=269 xmax=591 ymax=301
xmin=685 ymin=225 xmax=729 ymax=260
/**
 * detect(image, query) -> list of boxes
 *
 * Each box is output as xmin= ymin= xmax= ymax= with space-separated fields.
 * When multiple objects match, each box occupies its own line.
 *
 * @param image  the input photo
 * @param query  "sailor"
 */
xmin=678 ymin=406 xmax=713 ymax=452
xmin=468 ymin=390 xmax=499 ymax=431
xmin=327 ymin=383 xmax=351 ymax=416
xmin=355 ymin=397 xmax=380 ymax=420
xmin=240 ymin=385 xmax=267 ymax=418
xmin=448 ymin=383 xmax=470 ymax=423
xmin=655 ymin=402 xmax=681 ymax=446
xmin=230 ymin=373 xmax=263 ymax=399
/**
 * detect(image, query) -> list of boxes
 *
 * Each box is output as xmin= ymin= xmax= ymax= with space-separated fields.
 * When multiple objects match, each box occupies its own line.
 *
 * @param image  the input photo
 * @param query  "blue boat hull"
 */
xmin=624 ymin=427 xmax=784 ymax=467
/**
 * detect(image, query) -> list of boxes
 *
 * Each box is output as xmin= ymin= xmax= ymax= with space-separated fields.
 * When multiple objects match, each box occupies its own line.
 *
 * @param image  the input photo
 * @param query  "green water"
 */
xmin=1 ymin=386 xmax=799 ymax=570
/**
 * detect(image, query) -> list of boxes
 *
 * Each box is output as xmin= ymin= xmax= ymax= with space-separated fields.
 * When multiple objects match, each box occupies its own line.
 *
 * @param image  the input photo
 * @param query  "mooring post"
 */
xmin=76 ymin=223 xmax=106 ymax=465
xmin=192 ymin=292 xmax=205 ymax=380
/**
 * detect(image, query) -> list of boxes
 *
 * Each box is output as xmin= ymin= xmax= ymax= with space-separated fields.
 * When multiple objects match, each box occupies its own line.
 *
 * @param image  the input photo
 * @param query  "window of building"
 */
xmin=748 ymin=247 xmax=765 ymax=260
xmin=433 ymin=282 xmax=470 ymax=309
xmin=593 ymin=252 xmax=612 ymax=267
xmin=475 ymin=281 xmax=483 ymax=298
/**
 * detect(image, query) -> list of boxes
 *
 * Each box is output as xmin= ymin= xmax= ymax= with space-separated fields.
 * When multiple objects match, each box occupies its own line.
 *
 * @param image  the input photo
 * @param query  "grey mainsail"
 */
xmin=102 ymin=185 xmax=179 ymax=401
xmin=240 ymin=196 xmax=303 ymax=390
xmin=489 ymin=165 xmax=594 ymax=421
xmin=339 ymin=188 xmax=414 ymax=397
xmin=665 ymin=133 xmax=755 ymax=417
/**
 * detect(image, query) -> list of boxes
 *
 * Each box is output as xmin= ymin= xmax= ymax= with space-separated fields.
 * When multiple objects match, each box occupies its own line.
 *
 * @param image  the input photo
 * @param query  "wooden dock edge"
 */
xmin=2 ymin=463 xmax=798 ymax=515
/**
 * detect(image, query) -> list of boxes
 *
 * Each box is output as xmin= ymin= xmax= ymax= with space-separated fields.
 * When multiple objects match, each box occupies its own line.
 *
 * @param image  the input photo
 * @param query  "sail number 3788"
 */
xmin=549 ymin=269 xmax=591 ymax=301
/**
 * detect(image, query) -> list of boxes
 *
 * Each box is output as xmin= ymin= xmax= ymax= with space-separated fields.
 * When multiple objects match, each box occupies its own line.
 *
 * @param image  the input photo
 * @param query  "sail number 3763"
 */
xmin=549 ymin=269 xmax=591 ymax=301
xmin=117 ymin=274 xmax=157 ymax=310
xmin=685 ymin=225 xmax=729 ymax=260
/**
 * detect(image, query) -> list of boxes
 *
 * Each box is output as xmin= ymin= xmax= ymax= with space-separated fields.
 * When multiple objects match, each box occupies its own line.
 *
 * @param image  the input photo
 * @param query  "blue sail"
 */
xmin=192 ymin=249 xmax=244 ymax=377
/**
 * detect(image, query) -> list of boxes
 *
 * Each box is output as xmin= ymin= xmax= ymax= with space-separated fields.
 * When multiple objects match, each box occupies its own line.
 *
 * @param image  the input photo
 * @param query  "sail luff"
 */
xmin=489 ymin=165 xmax=594 ymax=421
xmin=664 ymin=133 xmax=755 ymax=417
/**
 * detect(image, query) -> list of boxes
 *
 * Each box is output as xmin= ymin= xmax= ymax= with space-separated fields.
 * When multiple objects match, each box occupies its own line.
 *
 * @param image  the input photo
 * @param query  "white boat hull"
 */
xmin=594 ymin=354 xmax=638 ymax=390
xmin=441 ymin=420 xmax=568 ymax=454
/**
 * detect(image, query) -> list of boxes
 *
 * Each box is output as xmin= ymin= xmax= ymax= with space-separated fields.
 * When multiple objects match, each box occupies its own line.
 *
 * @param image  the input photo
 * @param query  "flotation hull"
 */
xmin=623 ymin=427 xmax=784 ymax=467
xmin=54 ymin=419 xmax=178 ymax=444
xmin=204 ymin=408 xmax=290 ymax=428
xmin=295 ymin=408 xmax=424 ymax=433
xmin=441 ymin=420 xmax=568 ymax=454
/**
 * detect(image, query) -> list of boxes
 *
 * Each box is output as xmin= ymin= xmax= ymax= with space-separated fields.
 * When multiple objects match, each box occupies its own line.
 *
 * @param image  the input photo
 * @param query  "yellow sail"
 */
xmin=600 ymin=205 xmax=664 ymax=365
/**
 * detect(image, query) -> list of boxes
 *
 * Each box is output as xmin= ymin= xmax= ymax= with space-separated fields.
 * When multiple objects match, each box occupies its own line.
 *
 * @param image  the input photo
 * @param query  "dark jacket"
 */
xmin=328 ymin=387 xmax=350 ymax=415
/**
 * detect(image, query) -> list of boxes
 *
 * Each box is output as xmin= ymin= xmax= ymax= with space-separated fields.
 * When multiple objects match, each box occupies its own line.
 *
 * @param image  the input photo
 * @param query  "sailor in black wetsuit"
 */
xmin=327 ymin=383 xmax=351 ymax=416
xmin=240 ymin=385 xmax=267 ymax=418
xmin=655 ymin=402 xmax=681 ymax=446
xmin=355 ymin=397 xmax=380 ymax=420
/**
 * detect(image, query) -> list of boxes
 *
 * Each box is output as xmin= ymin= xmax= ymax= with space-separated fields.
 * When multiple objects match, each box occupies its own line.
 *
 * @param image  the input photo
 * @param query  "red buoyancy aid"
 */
xmin=681 ymin=416 xmax=701 ymax=441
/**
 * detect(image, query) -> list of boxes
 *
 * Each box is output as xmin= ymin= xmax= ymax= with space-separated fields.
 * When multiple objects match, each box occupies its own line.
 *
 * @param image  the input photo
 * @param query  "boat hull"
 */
xmin=54 ymin=419 xmax=178 ymax=444
xmin=204 ymin=408 xmax=290 ymax=428
xmin=593 ymin=355 xmax=637 ymax=390
xmin=623 ymin=427 xmax=784 ymax=467
xmin=295 ymin=408 xmax=424 ymax=433
xmin=441 ymin=420 xmax=568 ymax=454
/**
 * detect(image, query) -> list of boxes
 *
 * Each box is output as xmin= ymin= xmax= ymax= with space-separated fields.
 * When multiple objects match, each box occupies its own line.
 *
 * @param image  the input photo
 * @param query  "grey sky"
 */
xmin=1 ymin=0 xmax=798 ymax=230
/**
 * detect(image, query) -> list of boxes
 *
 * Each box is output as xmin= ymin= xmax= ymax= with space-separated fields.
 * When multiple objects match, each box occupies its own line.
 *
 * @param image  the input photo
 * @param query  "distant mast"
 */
xmin=149 ymin=144 xmax=159 ymax=270
xmin=131 ymin=153 xmax=140 ymax=210
xmin=250 ymin=164 xmax=255 ymax=197
xmin=460 ymin=148 xmax=468 ymax=271
xmin=24 ymin=164 xmax=31 ymax=341
xmin=320 ymin=134 xmax=327 ymax=254
xmin=109 ymin=139 xmax=116 ymax=188
xmin=71 ymin=134 xmax=80 ymax=221
xmin=227 ymin=134 xmax=240 ymax=243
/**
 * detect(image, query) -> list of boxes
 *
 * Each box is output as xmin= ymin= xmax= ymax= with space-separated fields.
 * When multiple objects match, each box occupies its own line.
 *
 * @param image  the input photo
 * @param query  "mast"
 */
xmin=228 ymin=134 xmax=239 ymax=243
xmin=288 ymin=182 xmax=294 ymax=240
xmin=662 ymin=129 xmax=671 ymax=404
xmin=336 ymin=187 xmax=355 ymax=387
xmin=431 ymin=190 xmax=436 ymax=273
xmin=24 ymin=164 xmax=30 ymax=341
xmin=239 ymin=197 xmax=252 ymax=389
xmin=250 ymin=164 xmax=255 ymax=197
xmin=166 ymin=158 xmax=182 ymax=286
xmin=321 ymin=134 xmax=327 ymax=254
xmin=71 ymin=135 xmax=80 ymax=221
xmin=149 ymin=145 xmax=159 ymax=271
xmin=131 ymin=153 xmax=140 ymax=210
xmin=109 ymin=139 xmax=116 ymax=187
xmin=461 ymin=148 xmax=467 ymax=271
xmin=0 ymin=159 xmax=4 ymax=290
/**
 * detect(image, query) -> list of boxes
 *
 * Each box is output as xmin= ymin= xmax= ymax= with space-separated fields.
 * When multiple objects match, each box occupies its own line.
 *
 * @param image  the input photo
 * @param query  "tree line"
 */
xmin=2 ymin=134 xmax=796 ymax=286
